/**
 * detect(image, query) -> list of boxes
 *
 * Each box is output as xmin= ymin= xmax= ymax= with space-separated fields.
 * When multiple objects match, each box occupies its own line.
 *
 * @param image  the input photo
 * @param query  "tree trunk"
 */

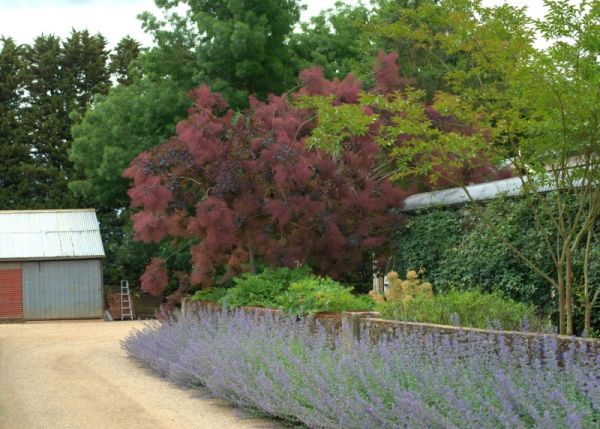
xmin=565 ymin=251 xmax=574 ymax=335
xmin=584 ymin=303 xmax=591 ymax=333
xmin=557 ymin=267 xmax=566 ymax=335
xmin=582 ymin=227 xmax=595 ymax=335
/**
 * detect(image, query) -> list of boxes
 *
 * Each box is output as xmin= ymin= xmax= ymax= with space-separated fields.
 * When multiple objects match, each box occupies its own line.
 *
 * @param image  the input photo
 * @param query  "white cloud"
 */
xmin=1 ymin=0 xmax=356 ymax=47
xmin=0 ymin=0 xmax=157 ymax=47
xmin=0 ymin=0 xmax=578 ymax=49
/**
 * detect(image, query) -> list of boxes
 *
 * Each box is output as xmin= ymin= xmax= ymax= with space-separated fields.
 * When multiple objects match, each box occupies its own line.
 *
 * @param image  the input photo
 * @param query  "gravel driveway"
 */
xmin=0 ymin=320 xmax=279 ymax=429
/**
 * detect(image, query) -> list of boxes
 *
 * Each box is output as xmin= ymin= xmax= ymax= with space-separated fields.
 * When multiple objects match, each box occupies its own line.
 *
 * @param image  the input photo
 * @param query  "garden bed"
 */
xmin=123 ymin=308 xmax=600 ymax=429
xmin=182 ymin=299 xmax=600 ymax=358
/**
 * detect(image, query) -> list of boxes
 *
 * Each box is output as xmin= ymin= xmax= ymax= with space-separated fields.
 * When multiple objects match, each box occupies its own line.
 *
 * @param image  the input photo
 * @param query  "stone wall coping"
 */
xmin=360 ymin=317 xmax=600 ymax=345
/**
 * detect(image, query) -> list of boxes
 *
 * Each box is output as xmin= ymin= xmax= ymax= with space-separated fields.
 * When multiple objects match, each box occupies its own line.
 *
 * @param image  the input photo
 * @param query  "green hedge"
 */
xmin=394 ymin=197 xmax=600 ymax=332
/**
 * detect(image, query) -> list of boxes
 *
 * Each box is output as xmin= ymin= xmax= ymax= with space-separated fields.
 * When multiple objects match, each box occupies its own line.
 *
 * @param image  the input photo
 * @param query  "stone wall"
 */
xmin=181 ymin=299 xmax=600 ymax=358
xmin=357 ymin=316 xmax=600 ymax=358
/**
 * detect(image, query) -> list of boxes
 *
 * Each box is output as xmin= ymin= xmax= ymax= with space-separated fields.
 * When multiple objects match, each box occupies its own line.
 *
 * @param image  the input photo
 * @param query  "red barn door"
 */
xmin=0 ymin=265 xmax=23 ymax=319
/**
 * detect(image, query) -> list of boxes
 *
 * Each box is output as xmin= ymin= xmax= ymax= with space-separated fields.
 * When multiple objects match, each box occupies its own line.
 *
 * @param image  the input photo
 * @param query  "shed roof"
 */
xmin=402 ymin=176 xmax=560 ymax=211
xmin=0 ymin=209 xmax=105 ymax=261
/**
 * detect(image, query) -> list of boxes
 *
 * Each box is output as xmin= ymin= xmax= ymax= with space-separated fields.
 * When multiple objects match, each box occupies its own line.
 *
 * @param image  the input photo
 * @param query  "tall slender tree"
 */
xmin=21 ymin=30 xmax=111 ymax=207
xmin=61 ymin=30 xmax=111 ymax=114
xmin=22 ymin=35 xmax=70 ymax=206
xmin=0 ymin=37 xmax=30 ymax=209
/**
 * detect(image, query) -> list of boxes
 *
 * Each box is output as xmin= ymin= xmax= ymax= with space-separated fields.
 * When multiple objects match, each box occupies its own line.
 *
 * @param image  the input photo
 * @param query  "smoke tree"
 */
xmin=124 ymin=66 xmax=403 ymax=294
xmin=125 ymin=52 xmax=507 ymax=297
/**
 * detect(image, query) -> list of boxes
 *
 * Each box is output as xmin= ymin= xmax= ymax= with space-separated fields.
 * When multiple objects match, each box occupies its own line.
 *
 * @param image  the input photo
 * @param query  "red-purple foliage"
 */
xmin=374 ymin=51 xmax=404 ymax=92
xmin=125 ymin=53 xmax=507 ymax=294
xmin=140 ymin=257 xmax=168 ymax=296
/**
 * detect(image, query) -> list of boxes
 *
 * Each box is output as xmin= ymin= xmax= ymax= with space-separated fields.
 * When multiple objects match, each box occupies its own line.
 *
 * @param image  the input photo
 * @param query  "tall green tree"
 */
xmin=22 ymin=34 xmax=72 ymax=206
xmin=70 ymin=78 xmax=190 ymax=208
xmin=137 ymin=8 xmax=199 ymax=88
xmin=0 ymin=37 xmax=30 ymax=209
xmin=22 ymin=30 xmax=111 ymax=207
xmin=109 ymin=36 xmax=142 ymax=85
xmin=61 ymin=30 xmax=111 ymax=114
xmin=289 ymin=2 xmax=373 ymax=81
xmin=141 ymin=0 xmax=303 ymax=107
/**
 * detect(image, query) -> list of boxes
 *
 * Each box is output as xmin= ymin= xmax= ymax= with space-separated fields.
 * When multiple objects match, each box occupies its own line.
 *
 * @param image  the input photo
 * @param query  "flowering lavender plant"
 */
xmin=122 ymin=310 xmax=599 ymax=429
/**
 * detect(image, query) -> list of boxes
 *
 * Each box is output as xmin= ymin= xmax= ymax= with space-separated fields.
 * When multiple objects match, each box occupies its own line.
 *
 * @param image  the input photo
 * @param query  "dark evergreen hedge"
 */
xmin=393 ymin=198 xmax=600 ymax=334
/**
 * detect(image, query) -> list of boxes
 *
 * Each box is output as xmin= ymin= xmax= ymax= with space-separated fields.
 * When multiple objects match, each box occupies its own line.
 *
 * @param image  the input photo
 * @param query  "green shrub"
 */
xmin=276 ymin=276 xmax=374 ymax=316
xmin=190 ymin=287 xmax=227 ymax=302
xmin=219 ymin=266 xmax=372 ymax=315
xmin=219 ymin=266 xmax=312 ymax=309
xmin=370 ymin=270 xmax=432 ymax=303
xmin=377 ymin=290 xmax=545 ymax=331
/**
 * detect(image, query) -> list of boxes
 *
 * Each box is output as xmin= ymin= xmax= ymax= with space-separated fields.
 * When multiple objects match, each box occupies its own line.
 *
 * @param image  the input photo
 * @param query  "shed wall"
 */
xmin=22 ymin=260 xmax=102 ymax=319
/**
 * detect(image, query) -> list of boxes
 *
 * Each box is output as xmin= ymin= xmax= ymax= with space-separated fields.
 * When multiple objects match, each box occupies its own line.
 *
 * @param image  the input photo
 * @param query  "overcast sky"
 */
xmin=0 ymin=1 xmax=567 ymax=48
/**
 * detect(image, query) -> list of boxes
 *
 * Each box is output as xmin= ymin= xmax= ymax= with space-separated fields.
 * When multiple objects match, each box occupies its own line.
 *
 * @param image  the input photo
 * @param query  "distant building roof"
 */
xmin=0 ymin=209 xmax=105 ymax=261
xmin=402 ymin=176 xmax=560 ymax=211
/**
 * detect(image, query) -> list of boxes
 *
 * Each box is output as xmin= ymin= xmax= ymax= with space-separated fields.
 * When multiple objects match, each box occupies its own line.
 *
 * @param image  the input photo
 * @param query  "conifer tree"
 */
xmin=61 ymin=30 xmax=111 ymax=114
xmin=22 ymin=35 xmax=70 ymax=206
xmin=142 ymin=0 xmax=302 ymax=108
xmin=22 ymin=31 xmax=111 ymax=207
xmin=0 ymin=38 xmax=30 ymax=209
xmin=110 ymin=36 xmax=141 ymax=85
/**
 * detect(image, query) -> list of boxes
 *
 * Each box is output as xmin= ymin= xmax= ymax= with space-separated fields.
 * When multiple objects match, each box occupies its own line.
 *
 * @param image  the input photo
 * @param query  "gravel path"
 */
xmin=0 ymin=320 xmax=280 ymax=429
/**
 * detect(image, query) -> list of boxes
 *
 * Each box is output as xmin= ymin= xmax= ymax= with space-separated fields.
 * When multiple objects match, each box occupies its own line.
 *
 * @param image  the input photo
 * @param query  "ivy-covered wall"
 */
xmin=393 ymin=198 xmax=600 ymax=332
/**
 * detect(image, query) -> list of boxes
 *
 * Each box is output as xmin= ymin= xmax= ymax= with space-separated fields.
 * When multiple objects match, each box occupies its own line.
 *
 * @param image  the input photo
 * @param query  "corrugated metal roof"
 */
xmin=0 ymin=209 xmax=105 ymax=260
xmin=402 ymin=176 xmax=562 ymax=211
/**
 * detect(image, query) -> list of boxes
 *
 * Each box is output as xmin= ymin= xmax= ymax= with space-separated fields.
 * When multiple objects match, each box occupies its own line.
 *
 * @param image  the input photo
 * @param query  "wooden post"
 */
xmin=341 ymin=311 xmax=381 ymax=347
xmin=373 ymin=276 xmax=385 ymax=295
xmin=372 ymin=254 xmax=385 ymax=295
xmin=181 ymin=297 xmax=188 ymax=316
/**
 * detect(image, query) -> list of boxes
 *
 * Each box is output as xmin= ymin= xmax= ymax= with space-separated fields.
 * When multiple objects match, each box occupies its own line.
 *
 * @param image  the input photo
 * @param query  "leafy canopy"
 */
xmin=303 ymin=0 xmax=600 ymax=335
xmin=141 ymin=0 xmax=303 ymax=108
xmin=70 ymin=78 xmax=190 ymax=208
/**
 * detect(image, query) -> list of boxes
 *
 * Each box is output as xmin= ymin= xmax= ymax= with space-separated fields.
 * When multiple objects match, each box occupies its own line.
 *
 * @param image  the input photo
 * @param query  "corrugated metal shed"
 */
xmin=22 ymin=260 xmax=103 ymax=319
xmin=0 ymin=209 xmax=105 ymax=261
xmin=402 ymin=176 xmax=561 ymax=211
